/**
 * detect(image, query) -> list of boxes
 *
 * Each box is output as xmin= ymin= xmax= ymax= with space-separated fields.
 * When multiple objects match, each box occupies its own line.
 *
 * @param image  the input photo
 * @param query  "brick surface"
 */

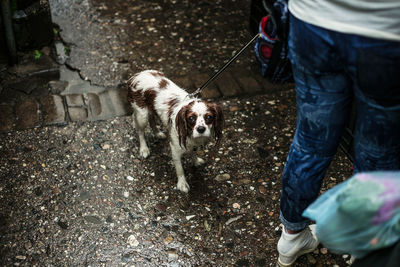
xmin=68 ymin=107 xmax=88 ymax=121
xmin=214 ymin=71 xmax=242 ymax=97
xmin=87 ymin=93 xmax=101 ymax=116
xmin=66 ymin=94 xmax=84 ymax=106
xmin=191 ymin=73 xmax=221 ymax=99
xmin=0 ymin=104 xmax=15 ymax=132
xmin=15 ymin=98 xmax=39 ymax=129
xmin=48 ymin=80 xmax=68 ymax=94
xmin=231 ymin=68 xmax=262 ymax=94
xmin=173 ymin=76 xmax=194 ymax=92
xmin=107 ymin=88 xmax=131 ymax=116
xmin=40 ymin=95 xmax=66 ymax=125
xmin=200 ymin=86 xmax=221 ymax=99
xmin=87 ymin=88 xmax=130 ymax=120
xmin=254 ymin=75 xmax=294 ymax=94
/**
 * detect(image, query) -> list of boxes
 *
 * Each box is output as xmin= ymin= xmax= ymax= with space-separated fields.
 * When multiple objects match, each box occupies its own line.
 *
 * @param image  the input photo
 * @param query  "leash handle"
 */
xmin=191 ymin=33 xmax=261 ymax=97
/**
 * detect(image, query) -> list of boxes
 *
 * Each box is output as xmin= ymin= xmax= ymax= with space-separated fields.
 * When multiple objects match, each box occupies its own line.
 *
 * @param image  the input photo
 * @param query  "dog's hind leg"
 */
xmin=149 ymin=115 xmax=166 ymax=140
xmin=133 ymin=108 xmax=150 ymax=158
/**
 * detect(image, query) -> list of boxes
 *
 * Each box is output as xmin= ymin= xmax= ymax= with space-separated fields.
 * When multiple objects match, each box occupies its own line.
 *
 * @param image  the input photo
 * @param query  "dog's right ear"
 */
xmin=175 ymin=107 xmax=188 ymax=148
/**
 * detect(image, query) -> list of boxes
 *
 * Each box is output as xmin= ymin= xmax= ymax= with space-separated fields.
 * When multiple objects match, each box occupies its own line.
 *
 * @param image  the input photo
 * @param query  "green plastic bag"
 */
xmin=303 ymin=171 xmax=400 ymax=258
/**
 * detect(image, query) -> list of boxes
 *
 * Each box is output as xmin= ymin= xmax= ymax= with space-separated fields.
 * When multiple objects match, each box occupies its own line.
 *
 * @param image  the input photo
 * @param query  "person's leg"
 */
xmin=280 ymin=14 xmax=352 ymax=232
xmin=348 ymin=37 xmax=400 ymax=172
xmin=277 ymin=14 xmax=352 ymax=266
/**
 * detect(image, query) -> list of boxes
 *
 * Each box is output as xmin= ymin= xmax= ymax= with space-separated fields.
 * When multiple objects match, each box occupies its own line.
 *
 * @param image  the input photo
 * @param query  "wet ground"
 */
xmin=50 ymin=0 xmax=257 ymax=87
xmin=1 ymin=0 xmax=354 ymax=266
xmin=0 ymin=91 xmax=353 ymax=266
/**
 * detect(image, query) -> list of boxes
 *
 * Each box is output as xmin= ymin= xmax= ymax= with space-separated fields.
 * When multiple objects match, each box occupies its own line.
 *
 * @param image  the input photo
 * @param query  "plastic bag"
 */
xmin=303 ymin=171 xmax=400 ymax=258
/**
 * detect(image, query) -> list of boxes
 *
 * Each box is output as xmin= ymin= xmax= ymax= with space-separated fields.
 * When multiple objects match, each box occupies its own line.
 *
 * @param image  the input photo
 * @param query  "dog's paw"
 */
xmin=155 ymin=132 xmax=167 ymax=139
xmin=176 ymin=179 xmax=190 ymax=193
xmin=139 ymin=146 xmax=150 ymax=158
xmin=194 ymin=157 xmax=205 ymax=167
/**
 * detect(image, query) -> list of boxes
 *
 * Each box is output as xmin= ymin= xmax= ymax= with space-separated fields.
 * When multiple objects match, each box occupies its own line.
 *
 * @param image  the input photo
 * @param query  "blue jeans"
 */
xmin=280 ymin=14 xmax=400 ymax=231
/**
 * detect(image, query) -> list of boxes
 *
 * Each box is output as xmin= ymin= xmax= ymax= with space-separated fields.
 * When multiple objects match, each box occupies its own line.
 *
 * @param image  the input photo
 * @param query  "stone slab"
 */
xmin=68 ymin=107 xmax=88 ymax=121
xmin=191 ymin=73 xmax=221 ymax=99
xmin=0 ymin=104 xmax=15 ymax=132
xmin=48 ymin=80 xmax=68 ymax=94
xmin=40 ymin=95 xmax=66 ymax=125
xmin=15 ymin=98 xmax=39 ymax=129
xmin=173 ymin=76 xmax=194 ymax=92
xmin=8 ymin=54 xmax=59 ymax=77
xmin=86 ymin=88 xmax=131 ymax=120
xmin=231 ymin=68 xmax=262 ymax=94
xmin=254 ymin=75 xmax=295 ymax=94
xmin=214 ymin=71 xmax=242 ymax=97
xmin=87 ymin=93 xmax=101 ymax=117
xmin=66 ymin=94 xmax=84 ymax=107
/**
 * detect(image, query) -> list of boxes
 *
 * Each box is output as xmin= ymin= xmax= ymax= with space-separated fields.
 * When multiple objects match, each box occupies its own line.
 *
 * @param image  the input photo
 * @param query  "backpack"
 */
xmin=253 ymin=0 xmax=292 ymax=83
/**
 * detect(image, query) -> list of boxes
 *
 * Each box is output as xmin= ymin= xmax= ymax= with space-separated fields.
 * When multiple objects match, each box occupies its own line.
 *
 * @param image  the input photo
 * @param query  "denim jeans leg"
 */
xmin=351 ymin=38 xmax=400 ymax=172
xmin=280 ymin=14 xmax=352 ymax=231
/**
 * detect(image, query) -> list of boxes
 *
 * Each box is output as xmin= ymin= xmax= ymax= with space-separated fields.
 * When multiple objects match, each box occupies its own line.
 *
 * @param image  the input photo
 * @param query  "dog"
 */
xmin=128 ymin=70 xmax=224 ymax=193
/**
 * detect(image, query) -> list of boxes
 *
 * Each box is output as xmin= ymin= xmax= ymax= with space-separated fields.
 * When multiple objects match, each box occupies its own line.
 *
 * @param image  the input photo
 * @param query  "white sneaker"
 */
xmin=277 ymin=224 xmax=319 ymax=266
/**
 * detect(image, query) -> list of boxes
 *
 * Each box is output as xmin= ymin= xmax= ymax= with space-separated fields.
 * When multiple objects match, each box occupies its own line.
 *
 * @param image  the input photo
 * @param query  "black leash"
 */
xmin=189 ymin=33 xmax=261 ymax=98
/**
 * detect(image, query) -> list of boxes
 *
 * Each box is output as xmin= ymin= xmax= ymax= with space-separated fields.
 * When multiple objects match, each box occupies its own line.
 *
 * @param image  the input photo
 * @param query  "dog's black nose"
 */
xmin=197 ymin=126 xmax=206 ymax=134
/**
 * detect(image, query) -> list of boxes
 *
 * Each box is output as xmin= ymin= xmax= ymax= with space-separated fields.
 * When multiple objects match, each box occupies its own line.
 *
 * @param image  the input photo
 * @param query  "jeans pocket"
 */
xmin=357 ymin=49 xmax=400 ymax=107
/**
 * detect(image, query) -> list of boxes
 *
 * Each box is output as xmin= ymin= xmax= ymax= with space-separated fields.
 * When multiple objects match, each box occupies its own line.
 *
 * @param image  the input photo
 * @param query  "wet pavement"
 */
xmin=1 ymin=0 xmax=354 ymax=266
xmin=0 ymin=92 xmax=353 ymax=266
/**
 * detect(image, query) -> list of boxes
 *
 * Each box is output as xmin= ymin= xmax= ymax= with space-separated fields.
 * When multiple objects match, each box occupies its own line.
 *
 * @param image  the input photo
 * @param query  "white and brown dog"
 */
xmin=128 ymin=70 xmax=224 ymax=193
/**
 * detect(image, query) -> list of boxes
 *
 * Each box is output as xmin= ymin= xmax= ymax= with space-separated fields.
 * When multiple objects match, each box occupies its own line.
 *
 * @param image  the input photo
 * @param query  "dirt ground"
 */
xmin=0 ymin=89 xmax=354 ymax=266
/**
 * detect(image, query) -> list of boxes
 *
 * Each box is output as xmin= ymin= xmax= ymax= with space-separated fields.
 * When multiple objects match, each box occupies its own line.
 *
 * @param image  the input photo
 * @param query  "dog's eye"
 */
xmin=188 ymin=116 xmax=195 ymax=122
xmin=206 ymin=115 xmax=213 ymax=120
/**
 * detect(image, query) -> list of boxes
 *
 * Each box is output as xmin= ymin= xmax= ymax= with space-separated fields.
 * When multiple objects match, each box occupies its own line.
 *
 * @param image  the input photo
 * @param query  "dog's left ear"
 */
xmin=175 ymin=106 xmax=189 ymax=148
xmin=209 ymin=103 xmax=224 ymax=144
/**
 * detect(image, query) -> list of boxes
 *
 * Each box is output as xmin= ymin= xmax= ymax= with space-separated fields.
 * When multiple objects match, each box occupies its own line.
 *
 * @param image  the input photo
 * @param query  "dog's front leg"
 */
xmin=170 ymin=143 xmax=189 ymax=193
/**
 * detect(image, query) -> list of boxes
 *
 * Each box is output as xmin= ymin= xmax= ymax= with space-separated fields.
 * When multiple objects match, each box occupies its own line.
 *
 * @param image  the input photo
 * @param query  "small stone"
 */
xmin=259 ymin=186 xmax=267 ymax=195
xmin=121 ymin=255 xmax=131 ymax=263
xmin=186 ymin=215 xmax=196 ymax=220
xmin=229 ymin=106 xmax=240 ymax=112
xmin=320 ymin=247 xmax=328 ymax=254
xmin=78 ymin=191 xmax=90 ymax=201
xmin=237 ymin=178 xmax=251 ymax=185
xmin=126 ymin=175 xmax=134 ymax=181
xmin=84 ymin=215 xmax=102 ymax=224
xmin=155 ymin=204 xmax=166 ymax=212
xmin=57 ymin=221 xmax=68 ymax=229
xmin=15 ymin=255 xmax=26 ymax=260
xmin=163 ymin=235 xmax=173 ymax=245
xmin=123 ymin=191 xmax=129 ymax=198
xmin=24 ymin=242 xmax=32 ymax=250
xmin=168 ymin=249 xmax=178 ymax=260
xmin=232 ymin=203 xmax=240 ymax=209
xmin=306 ymin=254 xmax=317 ymax=264
xmin=215 ymin=173 xmax=230 ymax=182
xmin=127 ymin=234 xmax=139 ymax=247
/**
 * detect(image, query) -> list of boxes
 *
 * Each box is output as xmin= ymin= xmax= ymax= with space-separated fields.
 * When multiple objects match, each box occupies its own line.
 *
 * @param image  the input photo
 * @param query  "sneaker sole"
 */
xmin=277 ymin=246 xmax=318 ymax=267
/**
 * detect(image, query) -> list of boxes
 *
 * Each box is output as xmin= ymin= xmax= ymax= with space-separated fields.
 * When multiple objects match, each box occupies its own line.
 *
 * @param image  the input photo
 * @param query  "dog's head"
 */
xmin=175 ymin=100 xmax=224 ymax=148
